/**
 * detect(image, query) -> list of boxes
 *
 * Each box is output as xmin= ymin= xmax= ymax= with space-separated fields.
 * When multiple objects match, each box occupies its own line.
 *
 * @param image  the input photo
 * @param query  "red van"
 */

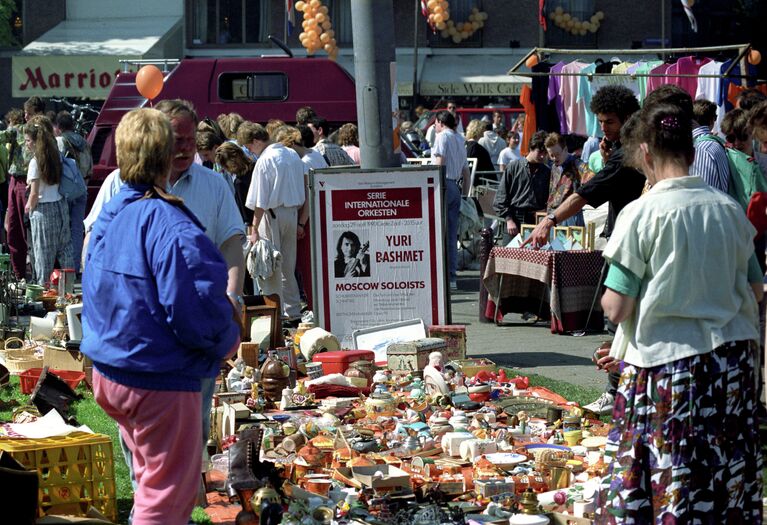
xmin=87 ymin=56 xmax=358 ymax=185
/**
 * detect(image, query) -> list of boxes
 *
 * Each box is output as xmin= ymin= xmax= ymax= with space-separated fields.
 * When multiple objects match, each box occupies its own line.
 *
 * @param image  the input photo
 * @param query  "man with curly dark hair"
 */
xmin=526 ymin=85 xmax=643 ymax=246
xmin=525 ymin=85 xmax=645 ymax=416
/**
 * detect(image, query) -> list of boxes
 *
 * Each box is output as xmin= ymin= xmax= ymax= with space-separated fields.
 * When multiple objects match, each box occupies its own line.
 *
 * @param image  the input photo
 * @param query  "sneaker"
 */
xmin=450 ymin=280 xmax=458 ymax=291
xmin=583 ymin=392 xmax=614 ymax=416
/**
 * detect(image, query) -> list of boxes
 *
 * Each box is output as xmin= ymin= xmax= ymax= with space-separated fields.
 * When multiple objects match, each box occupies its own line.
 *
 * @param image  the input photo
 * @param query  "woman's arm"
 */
xmin=25 ymin=180 xmax=39 ymax=214
xmin=601 ymin=288 xmax=636 ymax=324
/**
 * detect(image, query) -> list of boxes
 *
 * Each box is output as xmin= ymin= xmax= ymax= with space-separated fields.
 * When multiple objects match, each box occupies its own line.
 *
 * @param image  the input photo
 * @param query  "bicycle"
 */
xmin=50 ymin=98 xmax=100 ymax=137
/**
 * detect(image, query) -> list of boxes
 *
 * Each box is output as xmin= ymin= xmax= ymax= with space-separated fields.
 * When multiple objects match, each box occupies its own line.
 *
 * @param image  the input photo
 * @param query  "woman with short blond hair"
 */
xmin=82 ymin=108 xmax=240 ymax=525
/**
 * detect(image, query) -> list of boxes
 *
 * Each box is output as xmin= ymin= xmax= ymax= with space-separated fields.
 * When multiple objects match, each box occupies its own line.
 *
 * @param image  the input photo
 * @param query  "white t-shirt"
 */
xmin=695 ymin=60 xmax=724 ymax=133
xmin=245 ymin=142 xmax=306 ymax=211
xmin=27 ymin=158 xmax=62 ymax=203
xmin=498 ymin=147 xmax=521 ymax=168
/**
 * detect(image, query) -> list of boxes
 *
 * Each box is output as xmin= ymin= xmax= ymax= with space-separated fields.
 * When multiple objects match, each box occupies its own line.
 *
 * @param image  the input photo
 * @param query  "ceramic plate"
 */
xmin=524 ymin=443 xmax=571 ymax=452
xmin=479 ymin=452 xmax=528 ymax=467
xmin=581 ymin=436 xmax=608 ymax=449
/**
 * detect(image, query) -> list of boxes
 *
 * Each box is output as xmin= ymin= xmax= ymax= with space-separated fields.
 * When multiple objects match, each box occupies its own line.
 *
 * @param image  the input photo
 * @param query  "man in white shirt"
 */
xmin=426 ymin=101 xmax=464 ymax=148
xmin=244 ymin=123 xmax=306 ymax=321
xmin=431 ymin=110 xmax=469 ymax=291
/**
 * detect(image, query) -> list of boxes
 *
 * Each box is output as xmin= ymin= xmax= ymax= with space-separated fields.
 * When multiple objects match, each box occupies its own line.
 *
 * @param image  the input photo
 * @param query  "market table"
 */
xmin=482 ymin=247 xmax=605 ymax=334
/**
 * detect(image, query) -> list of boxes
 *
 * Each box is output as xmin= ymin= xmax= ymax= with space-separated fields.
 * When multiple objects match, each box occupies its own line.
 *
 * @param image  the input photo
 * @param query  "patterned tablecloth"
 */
xmin=482 ymin=247 xmax=605 ymax=334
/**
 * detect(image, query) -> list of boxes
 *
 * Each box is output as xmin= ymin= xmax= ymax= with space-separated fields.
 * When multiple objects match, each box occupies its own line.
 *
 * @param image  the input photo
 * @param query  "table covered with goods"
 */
xmin=201 ymin=323 xmax=609 ymax=525
xmin=0 ymin=302 xmax=610 ymax=524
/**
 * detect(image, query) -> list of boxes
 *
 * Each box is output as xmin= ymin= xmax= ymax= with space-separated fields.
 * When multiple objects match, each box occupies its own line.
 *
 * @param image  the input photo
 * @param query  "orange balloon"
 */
xmin=749 ymin=49 xmax=762 ymax=65
xmin=525 ymin=54 xmax=540 ymax=69
xmin=135 ymin=65 xmax=163 ymax=100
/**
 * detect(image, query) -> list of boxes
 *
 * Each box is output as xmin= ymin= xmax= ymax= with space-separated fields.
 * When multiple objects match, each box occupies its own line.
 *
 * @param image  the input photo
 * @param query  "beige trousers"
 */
xmin=258 ymin=205 xmax=301 ymax=320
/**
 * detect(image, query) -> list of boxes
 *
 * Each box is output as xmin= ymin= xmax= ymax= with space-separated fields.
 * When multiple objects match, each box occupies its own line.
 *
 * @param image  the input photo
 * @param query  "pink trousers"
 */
xmin=93 ymin=370 xmax=202 ymax=525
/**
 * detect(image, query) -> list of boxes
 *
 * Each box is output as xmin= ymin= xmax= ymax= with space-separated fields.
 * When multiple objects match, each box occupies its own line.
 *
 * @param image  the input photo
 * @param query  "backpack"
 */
xmin=59 ymin=156 xmax=87 ymax=201
xmin=695 ymin=134 xmax=767 ymax=213
xmin=61 ymin=135 xmax=93 ymax=180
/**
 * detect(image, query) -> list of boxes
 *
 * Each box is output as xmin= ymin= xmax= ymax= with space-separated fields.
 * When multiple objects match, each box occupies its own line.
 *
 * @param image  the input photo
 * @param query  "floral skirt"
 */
xmin=596 ymin=340 xmax=763 ymax=524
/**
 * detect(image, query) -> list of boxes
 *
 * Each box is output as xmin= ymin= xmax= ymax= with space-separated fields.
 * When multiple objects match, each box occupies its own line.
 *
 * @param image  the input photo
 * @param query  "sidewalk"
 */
xmin=451 ymin=268 xmax=610 ymax=393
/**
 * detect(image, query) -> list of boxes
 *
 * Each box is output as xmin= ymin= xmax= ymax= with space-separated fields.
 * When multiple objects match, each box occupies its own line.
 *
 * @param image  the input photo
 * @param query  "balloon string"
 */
xmin=149 ymin=99 xmax=153 ymax=108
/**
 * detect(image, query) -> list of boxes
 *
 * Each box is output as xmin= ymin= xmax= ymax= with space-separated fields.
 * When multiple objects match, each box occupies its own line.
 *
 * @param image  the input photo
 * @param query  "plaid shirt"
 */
xmin=313 ymin=140 xmax=354 ymax=167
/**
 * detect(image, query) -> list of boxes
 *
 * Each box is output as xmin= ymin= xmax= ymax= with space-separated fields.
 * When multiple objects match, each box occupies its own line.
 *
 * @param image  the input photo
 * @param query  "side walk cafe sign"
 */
xmin=12 ymin=56 xmax=139 ymax=99
xmin=310 ymin=167 xmax=448 ymax=347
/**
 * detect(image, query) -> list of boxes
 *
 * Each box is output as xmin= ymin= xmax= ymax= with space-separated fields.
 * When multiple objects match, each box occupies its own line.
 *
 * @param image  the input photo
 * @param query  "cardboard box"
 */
xmin=43 ymin=345 xmax=86 ymax=372
xmin=386 ymin=338 xmax=446 ymax=373
xmin=427 ymin=325 xmax=467 ymax=361
xmin=349 ymin=465 xmax=411 ymax=490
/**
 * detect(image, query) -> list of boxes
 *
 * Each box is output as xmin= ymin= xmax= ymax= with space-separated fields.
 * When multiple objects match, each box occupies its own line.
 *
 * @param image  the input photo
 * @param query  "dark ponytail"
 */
xmin=639 ymin=103 xmax=694 ymax=167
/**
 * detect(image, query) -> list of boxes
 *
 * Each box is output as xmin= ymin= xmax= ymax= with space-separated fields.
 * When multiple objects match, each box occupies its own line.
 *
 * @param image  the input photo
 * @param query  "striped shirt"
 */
xmin=691 ymin=126 xmax=730 ymax=193
xmin=432 ymin=128 xmax=468 ymax=181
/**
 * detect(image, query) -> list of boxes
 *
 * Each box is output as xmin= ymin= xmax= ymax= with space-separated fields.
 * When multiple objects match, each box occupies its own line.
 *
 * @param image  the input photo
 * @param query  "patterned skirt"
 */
xmin=596 ymin=340 xmax=763 ymax=524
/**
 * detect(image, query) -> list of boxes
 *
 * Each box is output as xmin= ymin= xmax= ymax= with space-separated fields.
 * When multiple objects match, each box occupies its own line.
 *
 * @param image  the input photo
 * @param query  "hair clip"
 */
xmin=660 ymin=116 xmax=680 ymax=130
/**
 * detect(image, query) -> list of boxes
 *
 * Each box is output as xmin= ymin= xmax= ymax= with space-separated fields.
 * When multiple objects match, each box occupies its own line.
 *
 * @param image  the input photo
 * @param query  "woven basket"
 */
xmin=3 ymin=338 xmax=43 ymax=375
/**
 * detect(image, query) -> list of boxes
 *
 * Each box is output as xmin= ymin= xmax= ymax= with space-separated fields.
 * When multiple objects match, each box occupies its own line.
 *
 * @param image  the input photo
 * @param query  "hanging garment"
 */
xmin=548 ymin=61 xmax=569 ymax=135
xmin=695 ymin=60 xmax=725 ymax=132
xmin=560 ymin=61 xmax=589 ymax=136
xmin=634 ymin=60 xmax=663 ymax=105
xmin=577 ymin=63 xmax=601 ymax=138
xmin=519 ymin=84 xmax=536 ymax=156
xmin=645 ymin=62 xmax=673 ymax=95
xmin=532 ymin=62 xmax=561 ymax=133
xmin=673 ymin=56 xmax=711 ymax=96
xmin=720 ymin=58 xmax=759 ymax=112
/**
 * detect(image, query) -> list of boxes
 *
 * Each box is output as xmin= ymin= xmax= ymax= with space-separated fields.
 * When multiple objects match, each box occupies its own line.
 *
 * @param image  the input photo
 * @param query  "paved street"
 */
xmin=450 ymin=268 xmax=609 ymax=392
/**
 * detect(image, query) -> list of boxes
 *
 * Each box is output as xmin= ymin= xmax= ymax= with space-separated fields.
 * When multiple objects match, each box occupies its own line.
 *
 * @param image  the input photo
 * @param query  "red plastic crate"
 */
xmin=19 ymin=368 xmax=85 ymax=395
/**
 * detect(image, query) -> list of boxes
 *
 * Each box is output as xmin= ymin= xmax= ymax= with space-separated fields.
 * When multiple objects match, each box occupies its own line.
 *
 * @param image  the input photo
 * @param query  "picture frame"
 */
xmin=568 ymin=226 xmax=585 ymax=246
xmin=520 ymin=224 xmax=535 ymax=241
xmin=535 ymin=212 xmax=547 ymax=224
xmin=553 ymin=226 xmax=570 ymax=245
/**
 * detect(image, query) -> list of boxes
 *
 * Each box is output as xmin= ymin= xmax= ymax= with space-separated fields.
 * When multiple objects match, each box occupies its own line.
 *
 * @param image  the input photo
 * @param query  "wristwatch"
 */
xmin=227 ymin=292 xmax=245 ymax=307
xmin=546 ymin=212 xmax=558 ymax=226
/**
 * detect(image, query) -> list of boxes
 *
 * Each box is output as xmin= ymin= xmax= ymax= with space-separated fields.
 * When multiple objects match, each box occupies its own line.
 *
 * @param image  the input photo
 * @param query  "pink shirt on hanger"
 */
xmin=673 ymin=56 xmax=711 ymax=96
xmin=645 ymin=63 xmax=672 ymax=95
xmin=559 ymin=61 xmax=589 ymax=136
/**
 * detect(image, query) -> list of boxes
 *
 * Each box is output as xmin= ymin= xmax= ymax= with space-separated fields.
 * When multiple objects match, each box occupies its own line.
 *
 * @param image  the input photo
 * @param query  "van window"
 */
xmin=218 ymin=72 xmax=288 ymax=101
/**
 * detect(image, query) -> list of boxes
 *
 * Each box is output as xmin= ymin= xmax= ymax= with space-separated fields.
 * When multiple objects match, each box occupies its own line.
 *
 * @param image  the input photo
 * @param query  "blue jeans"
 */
xmin=68 ymin=194 xmax=86 ymax=272
xmin=445 ymin=180 xmax=462 ymax=281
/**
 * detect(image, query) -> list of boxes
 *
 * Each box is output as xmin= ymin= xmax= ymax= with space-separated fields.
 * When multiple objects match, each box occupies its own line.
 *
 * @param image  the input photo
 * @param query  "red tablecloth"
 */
xmin=482 ymin=247 xmax=605 ymax=334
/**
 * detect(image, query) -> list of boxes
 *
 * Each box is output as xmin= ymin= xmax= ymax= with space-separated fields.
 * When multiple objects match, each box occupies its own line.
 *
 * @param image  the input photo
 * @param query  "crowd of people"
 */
xmin=483 ymin=82 xmax=767 ymax=522
xmin=8 ymin=79 xmax=767 ymax=522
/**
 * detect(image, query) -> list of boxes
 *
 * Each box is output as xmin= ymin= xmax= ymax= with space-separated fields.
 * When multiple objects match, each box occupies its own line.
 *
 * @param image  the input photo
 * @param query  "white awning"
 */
xmin=20 ymin=17 xmax=182 ymax=57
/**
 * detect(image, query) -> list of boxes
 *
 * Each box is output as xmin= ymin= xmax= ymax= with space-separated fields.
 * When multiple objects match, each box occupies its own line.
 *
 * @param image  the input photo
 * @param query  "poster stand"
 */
xmin=309 ymin=166 xmax=449 ymax=347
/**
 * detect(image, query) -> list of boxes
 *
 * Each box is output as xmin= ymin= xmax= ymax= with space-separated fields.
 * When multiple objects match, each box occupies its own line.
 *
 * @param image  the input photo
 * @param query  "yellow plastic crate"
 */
xmin=0 ymin=431 xmax=116 ymax=520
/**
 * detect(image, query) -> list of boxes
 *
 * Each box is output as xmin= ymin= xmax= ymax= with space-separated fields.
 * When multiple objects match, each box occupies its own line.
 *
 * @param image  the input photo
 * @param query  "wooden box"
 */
xmin=427 ymin=325 xmax=467 ymax=361
xmin=386 ymin=338 xmax=446 ymax=373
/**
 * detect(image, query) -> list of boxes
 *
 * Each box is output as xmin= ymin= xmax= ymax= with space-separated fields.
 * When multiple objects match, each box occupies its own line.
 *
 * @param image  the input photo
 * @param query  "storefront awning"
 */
xmin=13 ymin=16 xmax=182 ymax=98
xmin=337 ymin=51 xmax=530 ymax=98
xmin=418 ymin=55 xmax=530 ymax=97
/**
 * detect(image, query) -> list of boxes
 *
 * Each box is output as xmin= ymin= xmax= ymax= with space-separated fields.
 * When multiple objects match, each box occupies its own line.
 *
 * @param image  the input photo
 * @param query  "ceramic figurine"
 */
xmin=279 ymin=387 xmax=294 ymax=410
xmin=428 ymin=351 xmax=444 ymax=370
xmin=227 ymin=359 xmax=245 ymax=391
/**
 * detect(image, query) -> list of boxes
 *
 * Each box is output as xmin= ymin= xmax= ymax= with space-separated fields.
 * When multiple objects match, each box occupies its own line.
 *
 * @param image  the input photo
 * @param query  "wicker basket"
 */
xmin=2 ymin=338 xmax=43 ymax=375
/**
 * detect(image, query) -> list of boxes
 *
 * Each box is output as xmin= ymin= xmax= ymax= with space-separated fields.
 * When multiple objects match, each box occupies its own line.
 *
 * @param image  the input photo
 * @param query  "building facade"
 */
xmin=0 ymin=0 xmax=763 ymax=112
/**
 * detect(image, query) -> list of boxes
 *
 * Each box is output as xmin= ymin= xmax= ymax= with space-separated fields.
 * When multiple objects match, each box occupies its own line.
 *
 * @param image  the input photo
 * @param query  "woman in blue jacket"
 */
xmin=82 ymin=108 xmax=240 ymax=525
